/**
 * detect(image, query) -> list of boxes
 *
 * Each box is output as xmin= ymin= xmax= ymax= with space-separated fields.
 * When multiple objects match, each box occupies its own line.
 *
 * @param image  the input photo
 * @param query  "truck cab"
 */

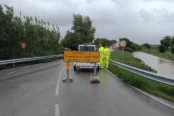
xmin=73 ymin=44 xmax=100 ymax=71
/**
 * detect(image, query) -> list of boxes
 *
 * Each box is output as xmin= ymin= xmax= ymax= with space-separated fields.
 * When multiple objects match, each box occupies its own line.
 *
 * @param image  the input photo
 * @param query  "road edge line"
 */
xmin=56 ymin=66 xmax=65 ymax=96
xmin=55 ymin=104 xmax=60 ymax=116
xmin=130 ymin=86 xmax=174 ymax=109
xmin=7 ymin=71 xmax=16 ymax=75
xmin=105 ymin=69 xmax=174 ymax=109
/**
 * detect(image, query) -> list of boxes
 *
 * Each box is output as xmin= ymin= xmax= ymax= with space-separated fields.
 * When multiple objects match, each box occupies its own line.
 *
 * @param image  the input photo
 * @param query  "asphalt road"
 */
xmin=0 ymin=60 xmax=173 ymax=116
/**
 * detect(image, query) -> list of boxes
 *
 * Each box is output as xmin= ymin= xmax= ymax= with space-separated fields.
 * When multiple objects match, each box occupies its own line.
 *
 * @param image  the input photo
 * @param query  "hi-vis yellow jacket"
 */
xmin=99 ymin=46 xmax=105 ymax=58
xmin=104 ymin=48 xmax=111 ymax=59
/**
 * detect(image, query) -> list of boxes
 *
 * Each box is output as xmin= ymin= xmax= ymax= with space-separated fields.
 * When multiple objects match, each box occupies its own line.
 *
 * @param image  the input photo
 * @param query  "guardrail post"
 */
xmin=109 ymin=59 xmax=174 ymax=87
xmin=94 ymin=63 xmax=97 ymax=76
xmin=122 ymin=48 xmax=124 ymax=63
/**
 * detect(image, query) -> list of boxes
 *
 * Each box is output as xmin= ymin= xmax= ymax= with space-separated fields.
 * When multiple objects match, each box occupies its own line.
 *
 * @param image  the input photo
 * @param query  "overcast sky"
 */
xmin=1 ymin=0 xmax=174 ymax=44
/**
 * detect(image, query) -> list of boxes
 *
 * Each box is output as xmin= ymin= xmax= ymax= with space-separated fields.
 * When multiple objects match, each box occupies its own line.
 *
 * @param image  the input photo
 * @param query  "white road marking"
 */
xmin=7 ymin=71 xmax=16 ymax=75
xmin=105 ymin=69 xmax=174 ymax=109
xmin=131 ymin=86 xmax=174 ymax=109
xmin=56 ymin=66 xmax=65 ymax=96
xmin=105 ymin=69 xmax=122 ymax=81
xmin=105 ymin=69 xmax=116 ymax=77
xmin=55 ymin=104 xmax=60 ymax=116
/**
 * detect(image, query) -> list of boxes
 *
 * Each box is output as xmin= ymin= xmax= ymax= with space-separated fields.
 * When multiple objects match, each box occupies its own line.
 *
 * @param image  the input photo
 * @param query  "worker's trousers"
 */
xmin=103 ymin=58 xmax=109 ymax=68
xmin=100 ymin=56 xmax=104 ymax=69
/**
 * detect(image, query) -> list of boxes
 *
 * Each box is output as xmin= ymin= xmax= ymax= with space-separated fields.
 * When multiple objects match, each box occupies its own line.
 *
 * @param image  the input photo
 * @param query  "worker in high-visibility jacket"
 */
xmin=103 ymin=47 xmax=111 ymax=69
xmin=98 ymin=43 xmax=105 ymax=69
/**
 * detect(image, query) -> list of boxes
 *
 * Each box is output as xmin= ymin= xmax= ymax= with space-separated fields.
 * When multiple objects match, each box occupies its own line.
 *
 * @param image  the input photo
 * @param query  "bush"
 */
xmin=108 ymin=64 xmax=174 ymax=102
xmin=120 ymin=47 xmax=133 ymax=53
xmin=159 ymin=45 xmax=166 ymax=53
xmin=142 ymin=43 xmax=151 ymax=49
xmin=137 ymin=45 xmax=142 ymax=51
xmin=131 ymin=43 xmax=137 ymax=51
xmin=171 ymin=47 xmax=174 ymax=54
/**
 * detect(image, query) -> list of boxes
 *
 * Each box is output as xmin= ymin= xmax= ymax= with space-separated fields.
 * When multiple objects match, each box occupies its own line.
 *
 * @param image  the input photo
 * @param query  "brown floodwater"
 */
xmin=132 ymin=51 xmax=174 ymax=79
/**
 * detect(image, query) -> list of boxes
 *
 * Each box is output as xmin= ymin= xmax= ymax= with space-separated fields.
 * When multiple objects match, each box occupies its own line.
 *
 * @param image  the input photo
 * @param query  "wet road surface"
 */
xmin=0 ymin=60 xmax=173 ymax=116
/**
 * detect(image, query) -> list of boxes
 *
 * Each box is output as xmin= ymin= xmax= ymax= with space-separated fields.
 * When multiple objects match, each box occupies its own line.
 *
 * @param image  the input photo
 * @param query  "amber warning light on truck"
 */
xmin=63 ymin=51 xmax=99 ymax=63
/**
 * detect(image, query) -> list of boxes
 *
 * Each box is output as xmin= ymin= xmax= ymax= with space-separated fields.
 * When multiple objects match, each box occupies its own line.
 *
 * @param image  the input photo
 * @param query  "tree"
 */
xmin=110 ymin=40 xmax=117 ymax=45
xmin=0 ymin=4 xmax=61 ymax=60
xmin=160 ymin=36 xmax=171 ymax=50
xmin=131 ymin=43 xmax=137 ymax=51
xmin=61 ymin=14 xmax=96 ymax=48
xmin=94 ymin=38 xmax=117 ymax=47
xmin=119 ymin=38 xmax=133 ymax=48
xmin=171 ymin=47 xmax=174 ymax=54
xmin=71 ymin=14 xmax=96 ymax=43
xmin=94 ymin=38 xmax=108 ymax=47
xmin=118 ymin=38 xmax=141 ymax=51
xmin=159 ymin=45 xmax=166 ymax=53
xmin=171 ymin=37 xmax=174 ymax=54
xmin=142 ymin=43 xmax=151 ymax=49
xmin=172 ymin=37 xmax=174 ymax=46
xmin=61 ymin=30 xmax=79 ymax=49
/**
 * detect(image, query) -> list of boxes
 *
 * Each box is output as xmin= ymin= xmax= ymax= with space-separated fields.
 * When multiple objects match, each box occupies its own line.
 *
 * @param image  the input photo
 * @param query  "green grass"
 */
xmin=111 ymin=50 xmax=157 ymax=73
xmin=108 ymin=50 xmax=174 ymax=102
xmin=142 ymin=47 xmax=174 ymax=61
xmin=108 ymin=63 xmax=174 ymax=102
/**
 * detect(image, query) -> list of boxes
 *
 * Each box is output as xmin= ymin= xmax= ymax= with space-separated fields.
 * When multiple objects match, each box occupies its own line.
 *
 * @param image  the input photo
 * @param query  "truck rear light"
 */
xmin=77 ymin=66 xmax=80 ymax=68
xmin=93 ymin=66 xmax=97 ymax=69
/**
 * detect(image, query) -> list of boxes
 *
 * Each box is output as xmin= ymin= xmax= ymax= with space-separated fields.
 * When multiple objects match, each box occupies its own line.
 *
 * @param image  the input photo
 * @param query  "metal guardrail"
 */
xmin=0 ymin=54 xmax=63 ymax=66
xmin=1 ymin=54 xmax=173 ymax=86
xmin=109 ymin=59 xmax=174 ymax=87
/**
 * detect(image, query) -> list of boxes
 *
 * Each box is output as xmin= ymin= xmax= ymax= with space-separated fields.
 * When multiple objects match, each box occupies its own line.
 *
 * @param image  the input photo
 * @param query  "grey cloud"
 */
xmin=1 ymin=0 xmax=174 ymax=44
xmin=139 ymin=9 xmax=155 ymax=23
xmin=160 ymin=12 xmax=174 ymax=23
xmin=143 ymin=0 xmax=174 ymax=2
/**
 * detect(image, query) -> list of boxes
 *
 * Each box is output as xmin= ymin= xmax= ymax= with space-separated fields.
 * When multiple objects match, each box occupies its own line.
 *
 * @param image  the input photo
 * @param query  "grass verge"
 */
xmin=108 ymin=50 xmax=174 ymax=102
xmin=142 ymin=47 xmax=174 ymax=61
xmin=108 ymin=63 xmax=174 ymax=102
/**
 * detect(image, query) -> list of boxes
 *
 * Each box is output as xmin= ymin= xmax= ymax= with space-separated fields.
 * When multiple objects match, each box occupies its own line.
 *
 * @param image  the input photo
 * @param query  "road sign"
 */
xmin=112 ymin=44 xmax=117 ymax=50
xmin=64 ymin=51 xmax=99 ymax=63
xmin=109 ymin=43 xmax=119 ymax=52
xmin=119 ymin=40 xmax=127 ymax=63
xmin=21 ymin=42 xmax=26 ymax=48
xmin=120 ymin=40 xmax=127 ymax=48
xmin=66 ymin=63 xmax=70 ymax=70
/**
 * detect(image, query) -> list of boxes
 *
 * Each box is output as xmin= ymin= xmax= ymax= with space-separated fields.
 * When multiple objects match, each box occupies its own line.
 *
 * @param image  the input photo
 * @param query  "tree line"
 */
xmin=158 ymin=36 xmax=174 ymax=54
xmin=0 ymin=4 xmax=61 ymax=60
xmin=60 ymin=14 xmax=142 ymax=52
xmin=1 ymin=4 xmax=173 ymax=61
xmin=139 ymin=36 xmax=174 ymax=54
xmin=61 ymin=14 xmax=97 ymax=50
